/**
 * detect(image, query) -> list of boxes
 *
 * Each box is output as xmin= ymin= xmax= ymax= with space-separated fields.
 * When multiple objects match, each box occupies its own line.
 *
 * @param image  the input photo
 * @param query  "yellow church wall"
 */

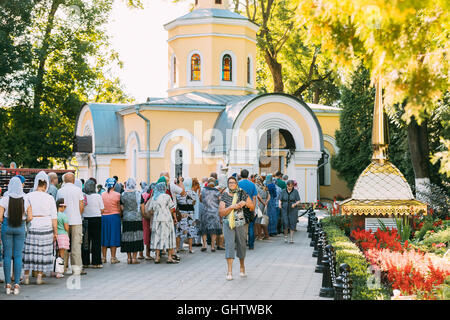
xmin=168 ymin=34 xmax=256 ymax=96
xmin=319 ymin=138 xmax=351 ymax=200
xmin=237 ymin=102 xmax=313 ymax=149
xmin=316 ymin=114 xmax=340 ymax=138
xmin=168 ymin=24 xmax=256 ymax=41
xmin=147 ymin=136 xmax=219 ymax=182
xmin=110 ymin=159 xmax=127 ymax=182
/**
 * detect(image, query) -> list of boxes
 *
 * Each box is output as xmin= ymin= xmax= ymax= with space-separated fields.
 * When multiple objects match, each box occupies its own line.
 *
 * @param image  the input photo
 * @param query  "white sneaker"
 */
xmin=226 ymin=273 xmax=233 ymax=281
xmin=5 ymin=285 xmax=11 ymax=295
xmin=23 ymin=276 xmax=29 ymax=285
xmin=284 ymin=236 xmax=288 ymax=243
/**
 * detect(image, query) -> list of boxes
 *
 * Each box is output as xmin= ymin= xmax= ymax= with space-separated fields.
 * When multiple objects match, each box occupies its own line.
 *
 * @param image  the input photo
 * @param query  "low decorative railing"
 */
xmin=307 ymin=210 xmax=353 ymax=300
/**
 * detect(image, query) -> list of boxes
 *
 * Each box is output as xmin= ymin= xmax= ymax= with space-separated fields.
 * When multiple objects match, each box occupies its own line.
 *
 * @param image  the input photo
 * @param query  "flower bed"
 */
xmin=350 ymin=227 xmax=450 ymax=299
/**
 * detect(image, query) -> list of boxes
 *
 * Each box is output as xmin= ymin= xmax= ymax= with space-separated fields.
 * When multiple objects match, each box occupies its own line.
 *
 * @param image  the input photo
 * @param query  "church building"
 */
xmin=75 ymin=0 xmax=350 ymax=203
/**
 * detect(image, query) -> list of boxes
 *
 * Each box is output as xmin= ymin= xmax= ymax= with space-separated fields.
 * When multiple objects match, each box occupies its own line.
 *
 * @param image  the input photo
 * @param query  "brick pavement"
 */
xmin=1 ymin=211 xmax=331 ymax=300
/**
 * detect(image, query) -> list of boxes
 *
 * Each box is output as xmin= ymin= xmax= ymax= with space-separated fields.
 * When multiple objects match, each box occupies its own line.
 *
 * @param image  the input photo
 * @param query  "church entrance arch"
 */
xmin=258 ymin=129 xmax=296 ymax=176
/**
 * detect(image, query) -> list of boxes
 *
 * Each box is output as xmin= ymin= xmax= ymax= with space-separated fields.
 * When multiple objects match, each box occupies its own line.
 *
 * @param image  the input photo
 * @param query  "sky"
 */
xmin=107 ymin=0 xmax=192 ymax=102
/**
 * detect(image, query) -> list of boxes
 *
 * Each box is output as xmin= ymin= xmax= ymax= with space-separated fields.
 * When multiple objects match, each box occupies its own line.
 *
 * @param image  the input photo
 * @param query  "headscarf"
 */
xmin=7 ymin=176 xmax=24 ymax=199
xmin=125 ymin=178 xmax=137 ymax=191
xmin=183 ymin=177 xmax=193 ymax=191
xmin=156 ymin=176 xmax=167 ymax=185
xmin=265 ymin=174 xmax=273 ymax=185
xmin=33 ymin=171 xmax=49 ymax=192
xmin=16 ymin=175 xmax=26 ymax=184
xmin=105 ymin=178 xmax=116 ymax=189
xmin=293 ymin=179 xmax=298 ymax=190
xmin=152 ymin=182 xmax=167 ymax=200
xmin=74 ymin=179 xmax=83 ymax=190
xmin=218 ymin=174 xmax=227 ymax=189
xmin=140 ymin=181 xmax=148 ymax=191
xmin=207 ymin=177 xmax=216 ymax=188
xmin=84 ymin=179 xmax=96 ymax=195
xmin=267 ymin=182 xmax=277 ymax=198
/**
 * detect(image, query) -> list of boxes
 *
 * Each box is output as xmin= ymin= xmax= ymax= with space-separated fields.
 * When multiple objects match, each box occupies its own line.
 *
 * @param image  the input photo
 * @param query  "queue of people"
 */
xmin=0 ymin=168 xmax=302 ymax=294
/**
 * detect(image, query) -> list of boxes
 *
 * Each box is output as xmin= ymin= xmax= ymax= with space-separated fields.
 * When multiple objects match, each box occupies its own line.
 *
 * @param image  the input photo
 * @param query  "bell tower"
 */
xmin=164 ymin=0 xmax=259 ymax=96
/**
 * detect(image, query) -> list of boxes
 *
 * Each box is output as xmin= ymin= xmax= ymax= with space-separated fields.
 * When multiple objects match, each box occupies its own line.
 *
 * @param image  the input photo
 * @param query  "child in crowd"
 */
xmin=55 ymin=198 xmax=69 ymax=278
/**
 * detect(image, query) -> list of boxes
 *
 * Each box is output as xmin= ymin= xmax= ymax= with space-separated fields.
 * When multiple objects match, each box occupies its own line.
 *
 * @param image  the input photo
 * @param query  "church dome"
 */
xmin=351 ymin=161 xmax=414 ymax=200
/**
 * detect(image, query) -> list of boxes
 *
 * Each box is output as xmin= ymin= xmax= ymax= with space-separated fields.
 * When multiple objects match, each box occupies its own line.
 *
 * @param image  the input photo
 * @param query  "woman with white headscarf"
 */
xmin=175 ymin=177 xmax=198 ymax=254
xmin=22 ymin=171 xmax=57 ymax=285
xmin=0 ymin=177 xmax=32 ymax=295
xmin=148 ymin=181 xmax=178 ymax=263
xmin=120 ymin=178 xmax=144 ymax=264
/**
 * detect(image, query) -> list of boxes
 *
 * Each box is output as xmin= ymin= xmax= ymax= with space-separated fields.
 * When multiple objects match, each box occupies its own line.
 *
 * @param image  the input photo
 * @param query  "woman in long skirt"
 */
xmin=148 ymin=182 xmax=178 ymax=264
xmin=175 ymin=177 xmax=198 ymax=254
xmin=120 ymin=178 xmax=144 ymax=264
xmin=266 ymin=175 xmax=279 ymax=236
xmin=23 ymin=171 xmax=57 ymax=285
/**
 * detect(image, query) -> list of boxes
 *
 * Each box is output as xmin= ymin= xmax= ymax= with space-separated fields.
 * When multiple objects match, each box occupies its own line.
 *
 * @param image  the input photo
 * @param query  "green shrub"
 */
xmin=321 ymin=217 xmax=391 ymax=300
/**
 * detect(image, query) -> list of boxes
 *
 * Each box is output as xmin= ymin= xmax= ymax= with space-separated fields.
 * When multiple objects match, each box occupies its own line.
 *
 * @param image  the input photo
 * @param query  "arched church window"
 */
xmin=175 ymin=149 xmax=183 ymax=178
xmin=247 ymin=57 xmax=251 ymax=84
xmin=222 ymin=54 xmax=232 ymax=81
xmin=191 ymin=54 xmax=201 ymax=81
xmin=215 ymin=0 xmax=222 ymax=4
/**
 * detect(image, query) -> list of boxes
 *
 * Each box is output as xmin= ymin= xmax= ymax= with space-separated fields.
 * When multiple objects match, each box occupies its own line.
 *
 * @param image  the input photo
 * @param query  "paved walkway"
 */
xmin=1 ymin=211 xmax=330 ymax=300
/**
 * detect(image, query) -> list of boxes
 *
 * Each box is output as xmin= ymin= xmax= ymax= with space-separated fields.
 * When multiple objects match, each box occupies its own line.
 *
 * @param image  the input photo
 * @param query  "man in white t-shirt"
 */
xmin=56 ymin=173 xmax=85 ymax=275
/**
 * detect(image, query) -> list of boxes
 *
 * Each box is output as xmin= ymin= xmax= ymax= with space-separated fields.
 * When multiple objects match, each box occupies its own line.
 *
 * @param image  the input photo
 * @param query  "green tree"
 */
xmin=332 ymin=66 xmax=415 ymax=190
xmin=0 ymin=0 xmax=134 ymax=168
xmin=296 ymin=0 xmax=450 ymax=188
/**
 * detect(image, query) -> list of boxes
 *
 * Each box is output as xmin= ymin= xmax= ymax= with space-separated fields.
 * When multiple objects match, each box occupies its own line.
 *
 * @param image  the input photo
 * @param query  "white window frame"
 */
xmin=219 ymin=50 xmax=237 ymax=86
xmin=187 ymin=50 xmax=204 ymax=86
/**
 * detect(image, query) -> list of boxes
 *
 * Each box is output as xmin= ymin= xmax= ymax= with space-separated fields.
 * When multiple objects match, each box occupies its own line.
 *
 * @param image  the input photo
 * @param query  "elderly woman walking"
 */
xmin=175 ymin=177 xmax=198 ymax=254
xmin=199 ymin=177 xmax=221 ymax=252
xmin=101 ymin=178 xmax=122 ymax=264
xmin=147 ymin=181 xmax=178 ymax=264
xmin=219 ymin=176 xmax=254 ymax=280
xmin=255 ymin=175 xmax=270 ymax=240
xmin=139 ymin=183 xmax=155 ymax=260
xmin=81 ymin=179 xmax=104 ymax=268
xmin=120 ymin=178 xmax=144 ymax=264
xmin=22 ymin=171 xmax=58 ymax=285
xmin=0 ymin=177 xmax=32 ymax=295
xmin=279 ymin=180 xmax=301 ymax=244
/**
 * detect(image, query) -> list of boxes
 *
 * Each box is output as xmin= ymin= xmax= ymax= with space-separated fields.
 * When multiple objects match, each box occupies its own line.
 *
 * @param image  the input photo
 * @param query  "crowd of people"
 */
xmin=0 ymin=168 xmax=303 ymax=295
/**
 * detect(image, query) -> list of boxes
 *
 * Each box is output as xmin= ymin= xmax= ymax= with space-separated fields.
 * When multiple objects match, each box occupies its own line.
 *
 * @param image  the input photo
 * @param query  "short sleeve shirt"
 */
xmin=0 ymin=195 xmax=30 ymax=220
xmin=28 ymin=191 xmax=57 ymax=229
xmin=83 ymin=193 xmax=105 ymax=218
xmin=57 ymin=183 xmax=84 ymax=225
xmin=57 ymin=211 xmax=69 ymax=235
xmin=101 ymin=191 xmax=121 ymax=215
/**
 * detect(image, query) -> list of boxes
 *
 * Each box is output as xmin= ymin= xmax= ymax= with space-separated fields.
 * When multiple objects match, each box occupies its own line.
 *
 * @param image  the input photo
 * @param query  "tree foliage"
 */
xmin=0 ymin=0 xmax=134 ymax=168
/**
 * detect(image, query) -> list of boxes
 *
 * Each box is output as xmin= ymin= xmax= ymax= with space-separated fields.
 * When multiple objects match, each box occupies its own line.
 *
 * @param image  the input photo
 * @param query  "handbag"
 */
xmin=53 ymin=241 xmax=64 ymax=274
xmin=256 ymin=205 xmax=263 ymax=218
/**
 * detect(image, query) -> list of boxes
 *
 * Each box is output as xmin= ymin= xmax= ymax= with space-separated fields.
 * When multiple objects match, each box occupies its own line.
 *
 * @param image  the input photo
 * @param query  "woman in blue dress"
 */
xmin=266 ymin=175 xmax=278 ymax=237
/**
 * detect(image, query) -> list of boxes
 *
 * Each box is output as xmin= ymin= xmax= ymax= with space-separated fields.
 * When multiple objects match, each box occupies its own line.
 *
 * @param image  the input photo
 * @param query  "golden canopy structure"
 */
xmin=340 ymin=77 xmax=427 ymax=217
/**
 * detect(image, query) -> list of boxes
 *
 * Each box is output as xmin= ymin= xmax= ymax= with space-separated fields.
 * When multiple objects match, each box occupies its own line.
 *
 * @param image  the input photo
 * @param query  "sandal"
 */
xmin=189 ymin=249 xmax=195 ymax=254
xmin=101 ymin=258 xmax=106 ymax=264
xmin=110 ymin=257 xmax=120 ymax=264
xmin=217 ymin=246 xmax=225 ymax=250
xmin=127 ymin=259 xmax=132 ymax=264
xmin=211 ymin=248 xmax=216 ymax=252
xmin=154 ymin=259 xmax=160 ymax=264
xmin=166 ymin=259 xmax=179 ymax=264
xmin=131 ymin=259 xmax=140 ymax=264
xmin=137 ymin=255 xmax=145 ymax=260
xmin=201 ymin=247 xmax=207 ymax=252
xmin=92 ymin=265 xmax=103 ymax=269
xmin=145 ymin=256 xmax=154 ymax=260
xmin=172 ymin=254 xmax=180 ymax=261
xmin=226 ymin=273 xmax=233 ymax=281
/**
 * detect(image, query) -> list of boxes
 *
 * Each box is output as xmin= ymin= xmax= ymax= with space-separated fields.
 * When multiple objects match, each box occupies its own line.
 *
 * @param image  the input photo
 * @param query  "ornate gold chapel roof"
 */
xmin=340 ymin=77 xmax=427 ymax=216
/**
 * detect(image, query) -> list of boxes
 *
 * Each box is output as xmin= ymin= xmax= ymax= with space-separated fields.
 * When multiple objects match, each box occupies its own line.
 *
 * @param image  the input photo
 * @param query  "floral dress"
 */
xmin=148 ymin=193 xmax=176 ymax=250
xmin=199 ymin=187 xmax=222 ymax=235
xmin=175 ymin=190 xmax=199 ymax=243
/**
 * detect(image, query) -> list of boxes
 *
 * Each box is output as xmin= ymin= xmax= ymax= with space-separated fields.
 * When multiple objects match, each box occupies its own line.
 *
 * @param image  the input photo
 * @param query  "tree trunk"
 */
xmin=313 ymin=87 xmax=321 ymax=104
xmin=407 ymin=117 xmax=431 ymax=202
xmin=33 ymin=0 xmax=61 ymax=110
xmin=265 ymin=53 xmax=284 ymax=93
